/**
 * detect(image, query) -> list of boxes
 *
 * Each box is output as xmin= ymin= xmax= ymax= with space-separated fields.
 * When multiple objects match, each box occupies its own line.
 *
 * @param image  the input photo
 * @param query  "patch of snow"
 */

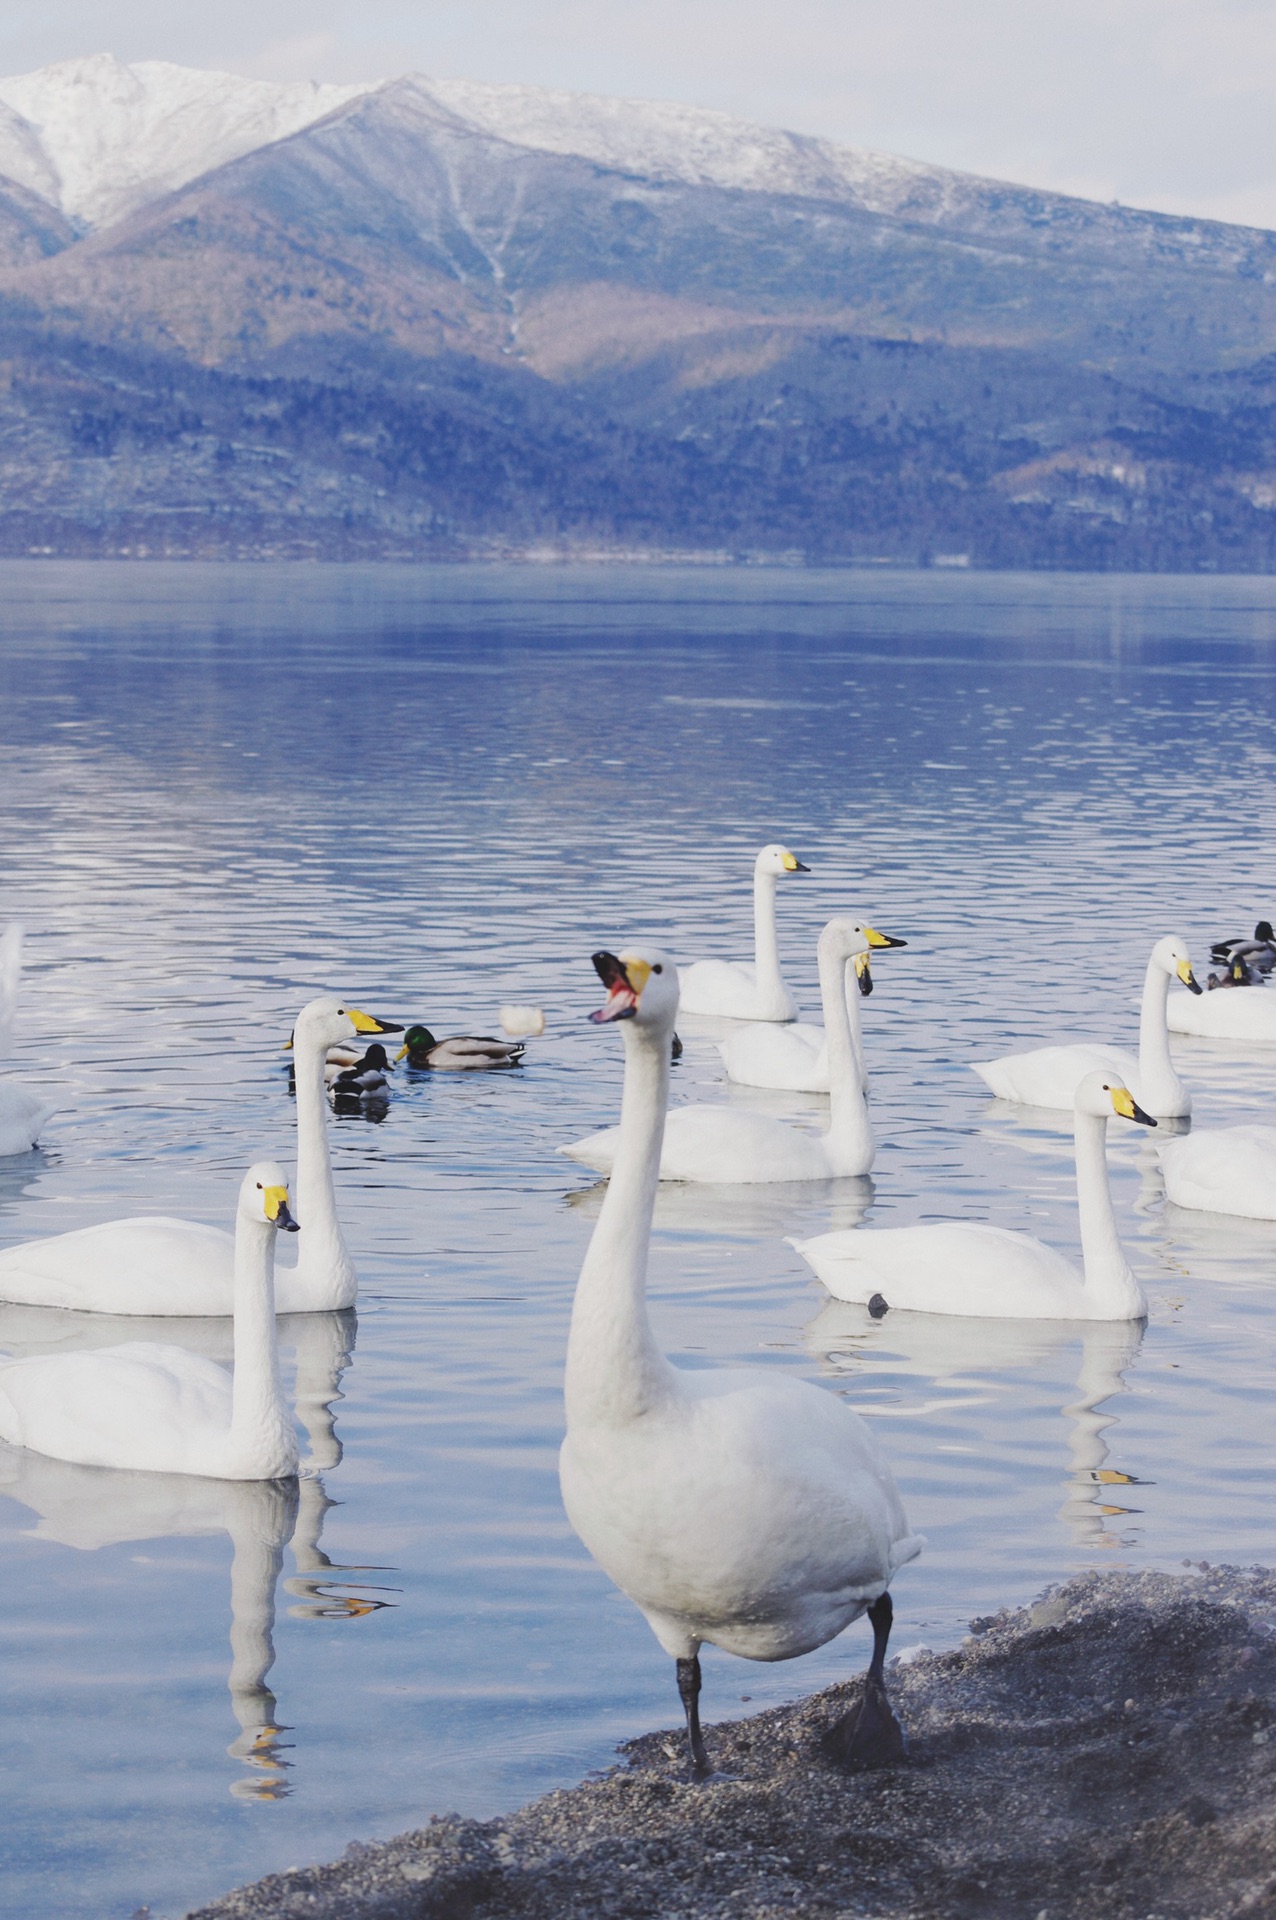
xmin=0 ymin=53 xmax=375 ymax=228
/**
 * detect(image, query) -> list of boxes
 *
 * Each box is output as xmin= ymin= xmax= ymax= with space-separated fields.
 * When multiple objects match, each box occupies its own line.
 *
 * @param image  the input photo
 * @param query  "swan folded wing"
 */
xmin=794 ymin=1221 xmax=1082 ymax=1317
xmin=719 ymin=1022 xmax=829 ymax=1091
xmin=1161 ymin=1126 xmax=1276 ymax=1219
xmin=0 ymin=1217 xmax=235 ymax=1313
xmin=1166 ymin=992 xmax=1276 ymax=1041
xmin=678 ymin=959 xmax=760 ymax=1018
xmin=0 ymin=1344 xmax=233 ymax=1471
xmin=972 ymin=1043 xmax=1138 ymax=1110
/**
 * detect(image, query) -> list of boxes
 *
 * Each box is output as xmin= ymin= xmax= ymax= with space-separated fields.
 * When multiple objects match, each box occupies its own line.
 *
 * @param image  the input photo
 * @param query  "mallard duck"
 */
xmin=396 ymin=1025 xmax=526 ymax=1071
xmin=1209 ymin=921 xmax=1276 ymax=974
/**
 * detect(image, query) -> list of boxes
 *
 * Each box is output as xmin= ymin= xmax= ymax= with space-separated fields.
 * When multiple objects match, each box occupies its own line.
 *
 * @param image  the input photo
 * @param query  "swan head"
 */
xmin=588 ymin=947 xmax=679 ymax=1034
xmin=1151 ymin=936 xmax=1202 ymax=995
xmin=817 ymin=915 xmax=907 ymax=971
xmin=288 ymin=995 xmax=404 ymax=1055
xmin=756 ymin=844 xmax=810 ymax=877
xmin=1074 ymin=1071 xmax=1157 ymax=1127
xmin=241 ymin=1161 xmax=301 ymax=1232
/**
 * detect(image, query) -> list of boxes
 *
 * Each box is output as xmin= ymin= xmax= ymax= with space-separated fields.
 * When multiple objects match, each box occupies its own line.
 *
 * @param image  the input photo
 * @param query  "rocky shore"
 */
xmin=189 ymin=1566 xmax=1276 ymax=1920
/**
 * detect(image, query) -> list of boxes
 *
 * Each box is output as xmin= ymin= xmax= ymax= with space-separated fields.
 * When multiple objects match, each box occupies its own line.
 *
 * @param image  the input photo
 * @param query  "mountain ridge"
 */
xmin=0 ymin=56 xmax=1273 ymax=568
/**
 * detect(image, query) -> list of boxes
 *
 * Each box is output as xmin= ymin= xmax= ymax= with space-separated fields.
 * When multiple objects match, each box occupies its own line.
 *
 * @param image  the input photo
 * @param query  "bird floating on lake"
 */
xmin=559 ymin=945 xmax=920 ymax=1776
xmin=396 ymin=1025 xmax=527 ymax=1071
xmin=0 ymin=998 xmax=398 ymax=1315
xmin=794 ymin=1073 xmax=1156 ymax=1322
xmin=0 ymin=1164 xmax=302 ymax=1480
xmin=973 ymin=935 xmax=1200 ymax=1117
xmin=678 ymin=843 xmax=810 ymax=1021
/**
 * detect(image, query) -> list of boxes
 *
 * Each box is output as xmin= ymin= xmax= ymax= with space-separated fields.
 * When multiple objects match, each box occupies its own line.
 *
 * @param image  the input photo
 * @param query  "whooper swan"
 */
xmin=559 ymin=946 xmax=921 ymax=1775
xmin=678 ymin=844 xmax=809 ymax=1021
xmin=562 ymin=916 xmax=892 ymax=1183
xmin=973 ymin=935 xmax=1199 ymax=1117
xmin=792 ymin=1073 xmax=1156 ymax=1321
xmin=0 ymin=1163 xmax=301 ymax=1480
xmin=0 ymin=997 xmax=397 ymax=1315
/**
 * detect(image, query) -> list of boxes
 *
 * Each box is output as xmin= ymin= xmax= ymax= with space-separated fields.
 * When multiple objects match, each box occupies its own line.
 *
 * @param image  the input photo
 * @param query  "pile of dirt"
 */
xmin=189 ymin=1565 xmax=1276 ymax=1920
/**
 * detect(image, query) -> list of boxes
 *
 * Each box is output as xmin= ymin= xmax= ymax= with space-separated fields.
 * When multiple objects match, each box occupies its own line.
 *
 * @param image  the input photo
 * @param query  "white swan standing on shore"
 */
xmin=559 ymin=946 xmax=921 ymax=1774
xmin=678 ymin=844 xmax=810 ymax=1021
xmin=793 ymin=1073 xmax=1156 ymax=1320
xmin=719 ymin=931 xmax=905 ymax=1092
xmin=0 ymin=922 xmax=55 ymax=1155
xmin=0 ymin=997 xmax=398 ymax=1314
xmin=561 ymin=917 xmax=891 ymax=1183
xmin=972 ymin=936 xmax=1200 ymax=1117
xmin=0 ymin=1163 xmax=301 ymax=1479
xmin=1159 ymin=1125 xmax=1276 ymax=1220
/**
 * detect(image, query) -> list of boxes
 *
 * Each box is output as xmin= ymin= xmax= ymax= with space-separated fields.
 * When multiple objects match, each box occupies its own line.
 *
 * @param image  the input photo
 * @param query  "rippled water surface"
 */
xmin=1 ymin=563 xmax=1276 ymax=1918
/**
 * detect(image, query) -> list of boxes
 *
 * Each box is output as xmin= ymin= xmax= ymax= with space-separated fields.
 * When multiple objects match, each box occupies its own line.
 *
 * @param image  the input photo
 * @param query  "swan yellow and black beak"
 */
xmin=1177 ymin=957 xmax=1203 ymax=996
xmin=854 ymin=952 xmax=874 ymax=997
xmin=347 ymin=1008 xmax=403 ymax=1035
xmin=263 ymin=1185 xmax=301 ymax=1232
xmin=590 ymin=951 xmax=652 ymax=1023
xmin=782 ymin=851 xmax=810 ymax=873
xmin=1110 ymin=1086 xmax=1157 ymax=1128
xmin=865 ymin=927 xmax=907 ymax=950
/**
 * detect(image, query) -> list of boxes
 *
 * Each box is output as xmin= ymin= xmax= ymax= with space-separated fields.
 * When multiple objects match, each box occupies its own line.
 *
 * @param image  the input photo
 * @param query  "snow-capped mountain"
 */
xmin=0 ymin=55 xmax=371 ymax=228
xmin=0 ymin=52 xmax=990 ymax=236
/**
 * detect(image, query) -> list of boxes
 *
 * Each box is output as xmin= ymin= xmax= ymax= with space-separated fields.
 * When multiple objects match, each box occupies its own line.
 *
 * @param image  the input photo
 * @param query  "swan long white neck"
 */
xmin=292 ymin=1041 xmax=356 ymax=1308
xmin=1073 ymin=1111 xmax=1146 ymax=1320
xmin=1136 ymin=958 xmax=1183 ymax=1114
xmin=821 ymin=941 xmax=874 ymax=1176
xmin=751 ymin=863 xmax=793 ymax=1018
xmin=231 ymin=1216 xmax=296 ymax=1475
xmin=566 ymin=1019 xmax=680 ymax=1430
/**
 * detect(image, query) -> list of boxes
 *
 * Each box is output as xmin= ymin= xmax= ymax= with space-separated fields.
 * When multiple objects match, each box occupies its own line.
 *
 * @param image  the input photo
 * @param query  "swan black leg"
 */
xmin=676 ymin=1655 xmax=711 ymax=1778
xmin=825 ymin=1591 xmax=907 ymax=1770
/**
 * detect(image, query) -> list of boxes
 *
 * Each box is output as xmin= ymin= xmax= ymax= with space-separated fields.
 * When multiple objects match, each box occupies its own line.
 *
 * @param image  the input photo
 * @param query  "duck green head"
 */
xmin=396 ymin=1025 xmax=437 ymax=1062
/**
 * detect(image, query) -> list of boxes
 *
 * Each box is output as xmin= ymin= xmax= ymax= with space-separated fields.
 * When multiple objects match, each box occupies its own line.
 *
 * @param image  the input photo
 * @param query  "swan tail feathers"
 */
xmin=889 ymin=1532 xmax=925 ymax=1574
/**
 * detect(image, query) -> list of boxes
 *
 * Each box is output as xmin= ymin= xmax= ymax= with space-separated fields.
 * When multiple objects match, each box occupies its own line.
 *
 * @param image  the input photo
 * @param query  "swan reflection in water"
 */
xmin=805 ymin=1299 xmax=1146 ymax=1551
xmin=0 ymin=1307 xmax=395 ymax=1796
xmin=566 ymin=1173 xmax=875 ymax=1243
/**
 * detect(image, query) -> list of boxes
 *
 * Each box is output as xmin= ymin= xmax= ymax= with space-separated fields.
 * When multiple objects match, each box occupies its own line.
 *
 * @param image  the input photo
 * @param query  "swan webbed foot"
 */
xmin=825 ymin=1591 xmax=907 ymax=1771
xmin=676 ymin=1654 xmax=712 ymax=1779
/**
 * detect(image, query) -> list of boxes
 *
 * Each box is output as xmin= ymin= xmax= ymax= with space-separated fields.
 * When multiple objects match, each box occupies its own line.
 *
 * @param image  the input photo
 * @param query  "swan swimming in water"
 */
xmin=0 ymin=997 xmax=397 ymax=1315
xmin=559 ymin=945 xmax=921 ymax=1774
xmin=973 ymin=936 xmax=1200 ymax=1117
xmin=0 ymin=1163 xmax=301 ymax=1480
xmin=792 ymin=1073 xmax=1156 ymax=1321
xmin=678 ymin=844 xmax=810 ymax=1021
xmin=1158 ymin=1124 xmax=1276 ymax=1221
xmin=718 ymin=933 xmax=904 ymax=1092
xmin=561 ymin=917 xmax=892 ymax=1183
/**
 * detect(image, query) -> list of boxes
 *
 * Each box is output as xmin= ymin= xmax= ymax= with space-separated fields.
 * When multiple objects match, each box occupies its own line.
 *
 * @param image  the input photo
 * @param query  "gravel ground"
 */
xmin=188 ymin=1566 xmax=1276 ymax=1920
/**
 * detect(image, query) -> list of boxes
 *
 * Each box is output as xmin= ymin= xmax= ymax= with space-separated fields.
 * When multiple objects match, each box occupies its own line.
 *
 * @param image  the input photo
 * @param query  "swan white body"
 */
xmin=1159 ymin=1125 xmax=1276 ymax=1220
xmin=1165 ymin=988 xmax=1276 ymax=1042
xmin=973 ymin=936 xmax=1199 ymax=1117
xmin=560 ymin=946 xmax=918 ymax=1762
xmin=719 ymin=947 xmax=895 ymax=1092
xmin=0 ymin=997 xmax=393 ymax=1314
xmin=0 ymin=1164 xmax=300 ymax=1480
xmin=563 ymin=918 xmax=887 ymax=1183
xmin=793 ymin=1074 xmax=1154 ymax=1321
xmin=678 ymin=844 xmax=808 ymax=1021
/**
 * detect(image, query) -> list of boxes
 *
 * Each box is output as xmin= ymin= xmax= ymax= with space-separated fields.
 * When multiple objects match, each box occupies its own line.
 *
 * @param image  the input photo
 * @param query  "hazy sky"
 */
xmin=4 ymin=1 xmax=1276 ymax=229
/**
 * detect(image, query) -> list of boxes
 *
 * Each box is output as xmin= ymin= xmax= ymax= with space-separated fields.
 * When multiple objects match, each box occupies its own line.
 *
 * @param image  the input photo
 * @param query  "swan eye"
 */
xmin=256 ymin=1181 xmax=263 ymax=1189
xmin=652 ymin=964 xmax=663 ymax=974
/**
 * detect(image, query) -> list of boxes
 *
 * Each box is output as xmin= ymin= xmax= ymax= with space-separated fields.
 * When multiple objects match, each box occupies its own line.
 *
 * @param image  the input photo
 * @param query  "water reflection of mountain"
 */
xmin=806 ymin=1300 xmax=1145 ymax=1551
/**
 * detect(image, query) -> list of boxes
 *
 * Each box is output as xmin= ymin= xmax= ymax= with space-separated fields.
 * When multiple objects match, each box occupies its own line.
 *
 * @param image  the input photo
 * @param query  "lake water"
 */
xmin=1 ymin=562 xmax=1275 ymax=1918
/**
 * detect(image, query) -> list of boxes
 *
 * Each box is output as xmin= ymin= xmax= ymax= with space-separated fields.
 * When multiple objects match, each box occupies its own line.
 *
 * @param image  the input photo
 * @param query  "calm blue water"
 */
xmin=1 ymin=563 xmax=1275 ymax=1918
